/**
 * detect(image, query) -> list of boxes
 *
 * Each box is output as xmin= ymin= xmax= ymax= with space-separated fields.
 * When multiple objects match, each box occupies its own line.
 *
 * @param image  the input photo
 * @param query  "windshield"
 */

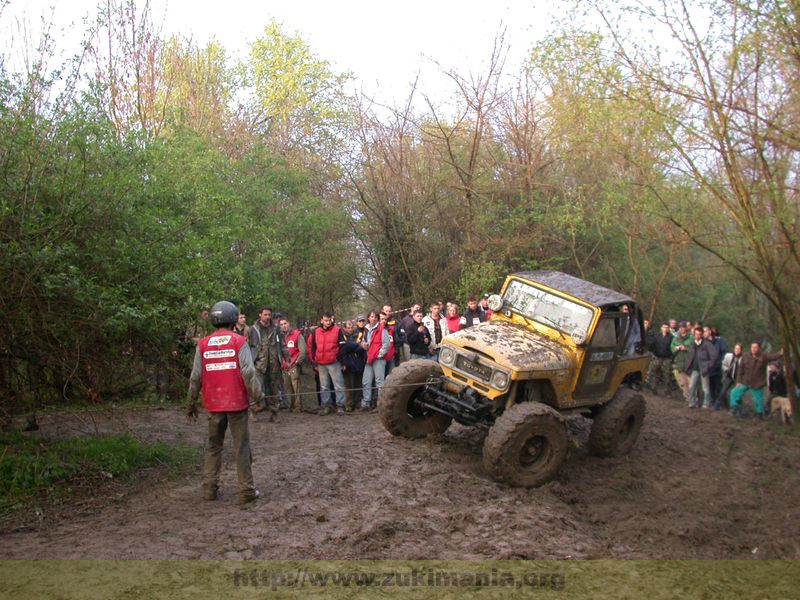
xmin=503 ymin=278 xmax=595 ymax=338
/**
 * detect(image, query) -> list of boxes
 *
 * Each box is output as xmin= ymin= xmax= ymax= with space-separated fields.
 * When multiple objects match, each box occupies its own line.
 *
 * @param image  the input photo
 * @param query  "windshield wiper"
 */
xmin=535 ymin=314 xmax=568 ymax=341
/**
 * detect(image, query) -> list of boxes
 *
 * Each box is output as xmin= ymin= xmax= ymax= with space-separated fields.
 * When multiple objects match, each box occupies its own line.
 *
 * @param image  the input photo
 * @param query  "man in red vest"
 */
xmin=278 ymin=317 xmax=307 ymax=412
xmin=307 ymin=311 xmax=347 ymax=415
xmin=187 ymin=301 xmax=262 ymax=505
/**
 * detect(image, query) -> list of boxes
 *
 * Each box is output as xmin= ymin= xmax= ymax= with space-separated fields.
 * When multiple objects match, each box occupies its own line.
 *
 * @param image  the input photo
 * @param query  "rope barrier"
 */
xmin=247 ymin=378 xmax=437 ymax=407
xmin=11 ymin=370 xmax=442 ymax=422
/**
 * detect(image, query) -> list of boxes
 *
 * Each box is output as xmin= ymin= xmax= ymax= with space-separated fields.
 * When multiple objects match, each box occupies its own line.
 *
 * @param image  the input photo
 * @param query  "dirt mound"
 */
xmin=2 ymin=392 xmax=799 ymax=559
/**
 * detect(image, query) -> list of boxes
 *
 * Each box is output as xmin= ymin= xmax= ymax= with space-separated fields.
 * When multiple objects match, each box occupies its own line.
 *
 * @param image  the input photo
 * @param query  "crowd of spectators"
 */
xmin=238 ymin=296 xmax=493 ymax=416
xmin=188 ymin=300 xmax=794 ymax=423
xmin=642 ymin=319 xmax=791 ymax=420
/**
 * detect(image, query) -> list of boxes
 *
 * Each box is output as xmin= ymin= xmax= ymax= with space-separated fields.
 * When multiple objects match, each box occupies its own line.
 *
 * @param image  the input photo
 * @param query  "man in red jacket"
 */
xmin=187 ymin=301 xmax=262 ymax=504
xmin=307 ymin=312 xmax=347 ymax=415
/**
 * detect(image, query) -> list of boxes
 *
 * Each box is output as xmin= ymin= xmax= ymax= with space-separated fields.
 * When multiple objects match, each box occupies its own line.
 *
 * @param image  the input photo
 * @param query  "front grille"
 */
xmin=455 ymin=355 xmax=492 ymax=382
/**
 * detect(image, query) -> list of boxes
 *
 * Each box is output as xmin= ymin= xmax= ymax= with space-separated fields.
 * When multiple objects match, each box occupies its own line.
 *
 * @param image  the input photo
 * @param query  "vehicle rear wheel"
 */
xmin=589 ymin=388 xmax=646 ymax=457
xmin=379 ymin=359 xmax=453 ymax=438
xmin=482 ymin=402 xmax=568 ymax=487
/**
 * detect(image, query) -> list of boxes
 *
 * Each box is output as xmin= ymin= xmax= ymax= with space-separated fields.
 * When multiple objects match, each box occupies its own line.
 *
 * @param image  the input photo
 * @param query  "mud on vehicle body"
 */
xmin=380 ymin=270 xmax=650 ymax=487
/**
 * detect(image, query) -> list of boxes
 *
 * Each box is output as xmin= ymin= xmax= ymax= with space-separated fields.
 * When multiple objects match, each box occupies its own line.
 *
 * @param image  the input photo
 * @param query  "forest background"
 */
xmin=0 ymin=0 xmax=797 ymax=417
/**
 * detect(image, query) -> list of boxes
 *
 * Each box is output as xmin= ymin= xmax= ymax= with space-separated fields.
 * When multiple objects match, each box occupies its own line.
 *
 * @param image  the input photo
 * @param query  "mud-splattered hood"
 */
xmin=445 ymin=320 xmax=572 ymax=373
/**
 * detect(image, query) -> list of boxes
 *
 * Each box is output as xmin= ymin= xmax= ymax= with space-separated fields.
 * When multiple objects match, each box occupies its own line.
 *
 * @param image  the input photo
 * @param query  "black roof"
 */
xmin=511 ymin=271 xmax=635 ymax=308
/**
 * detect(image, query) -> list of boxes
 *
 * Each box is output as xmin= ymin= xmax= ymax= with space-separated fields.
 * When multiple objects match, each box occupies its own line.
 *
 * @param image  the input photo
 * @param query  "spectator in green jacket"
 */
xmin=670 ymin=321 xmax=693 ymax=404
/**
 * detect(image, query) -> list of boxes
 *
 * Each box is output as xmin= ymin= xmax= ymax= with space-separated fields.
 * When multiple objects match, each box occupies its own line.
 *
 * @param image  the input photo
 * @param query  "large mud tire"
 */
xmin=482 ymin=402 xmax=568 ymax=488
xmin=589 ymin=388 xmax=646 ymax=457
xmin=379 ymin=359 xmax=453 ymax=438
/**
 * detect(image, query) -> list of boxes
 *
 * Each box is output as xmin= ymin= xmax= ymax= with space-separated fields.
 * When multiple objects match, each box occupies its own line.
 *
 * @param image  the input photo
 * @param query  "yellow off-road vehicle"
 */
xmin=380 ymin=271 xmax=650 ymax=487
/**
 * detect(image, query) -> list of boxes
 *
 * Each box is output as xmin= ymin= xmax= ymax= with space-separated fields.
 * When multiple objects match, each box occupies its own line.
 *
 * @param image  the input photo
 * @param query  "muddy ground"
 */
xmin=2 ymin=385 xmax=799 ymax=560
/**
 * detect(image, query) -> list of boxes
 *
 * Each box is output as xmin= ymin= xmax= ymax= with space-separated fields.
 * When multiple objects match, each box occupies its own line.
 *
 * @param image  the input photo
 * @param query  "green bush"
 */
xmin=0 ymin=432 xmax=198 ymax=506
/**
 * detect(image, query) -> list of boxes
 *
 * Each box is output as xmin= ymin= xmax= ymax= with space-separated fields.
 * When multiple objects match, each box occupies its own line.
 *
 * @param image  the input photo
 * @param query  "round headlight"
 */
xmin=439 ymin=346 xmax=455 ymax=365
xmin=491 ymin=370 xmax=510 ymax=390
xmin=488 ymin=294 xmax=504 ymax=312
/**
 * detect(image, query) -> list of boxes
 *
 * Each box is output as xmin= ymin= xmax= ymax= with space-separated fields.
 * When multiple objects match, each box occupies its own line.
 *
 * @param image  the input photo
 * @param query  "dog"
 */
xmin=769 ymin=396 xmax=794 ymax=425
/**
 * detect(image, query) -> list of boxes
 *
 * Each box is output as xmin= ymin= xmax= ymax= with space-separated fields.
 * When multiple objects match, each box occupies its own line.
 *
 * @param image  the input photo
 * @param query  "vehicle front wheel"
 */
xmin=379 ymin=359 xmax=453 ymax=438
xmin=482 ymin=402 xmax=568 ymax=487
xmin=588 ymin=388 xmax=646 ymax=457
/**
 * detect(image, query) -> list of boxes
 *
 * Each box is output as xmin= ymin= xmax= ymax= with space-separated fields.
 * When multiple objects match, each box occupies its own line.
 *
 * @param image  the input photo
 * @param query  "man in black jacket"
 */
xmin=685 ymin=326 xmax=719 ymax=409
xmin=645 ymin=323 xmax=676 ymax=397
xmin=462 ymin=297 xmax=486 ymax=329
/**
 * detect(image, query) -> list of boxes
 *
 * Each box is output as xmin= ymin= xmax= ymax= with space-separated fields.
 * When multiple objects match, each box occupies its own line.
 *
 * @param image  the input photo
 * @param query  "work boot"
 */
xmin=337 ymin=406 xmax=346 ymax=416
xmin=318 ymin=405 xmax=332 ymax=416
xmin=239 ymin=489 xmax=260 ymax=506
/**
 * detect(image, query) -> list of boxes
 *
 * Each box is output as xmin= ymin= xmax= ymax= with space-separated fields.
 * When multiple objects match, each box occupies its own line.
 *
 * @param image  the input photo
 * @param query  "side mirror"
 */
xmin=571 ymin=328 xmax=588 ymax=346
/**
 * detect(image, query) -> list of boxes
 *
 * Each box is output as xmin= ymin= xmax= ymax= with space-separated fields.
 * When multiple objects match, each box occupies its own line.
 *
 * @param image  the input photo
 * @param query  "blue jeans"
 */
xmin=688 ymin=370 xmax=712 ymax=408
xmin=317 ymin=362 xmax=345 ymax=407
xmin=362 ymin=359 xmax=386 ymax=406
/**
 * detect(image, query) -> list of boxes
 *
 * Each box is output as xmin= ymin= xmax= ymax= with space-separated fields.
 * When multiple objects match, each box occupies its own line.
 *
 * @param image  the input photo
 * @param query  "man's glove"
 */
xmin=187 ymin=402 xmax=198 ymax=420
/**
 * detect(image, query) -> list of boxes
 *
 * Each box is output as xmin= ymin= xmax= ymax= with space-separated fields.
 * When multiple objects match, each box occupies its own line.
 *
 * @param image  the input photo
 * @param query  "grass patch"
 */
xmin=0 ymin=432 xmax=198 ymax=516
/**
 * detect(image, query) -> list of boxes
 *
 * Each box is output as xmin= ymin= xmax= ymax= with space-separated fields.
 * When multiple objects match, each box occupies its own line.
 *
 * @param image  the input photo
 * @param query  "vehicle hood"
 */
xmin=445 ymin=320 xmax=571 ymax=373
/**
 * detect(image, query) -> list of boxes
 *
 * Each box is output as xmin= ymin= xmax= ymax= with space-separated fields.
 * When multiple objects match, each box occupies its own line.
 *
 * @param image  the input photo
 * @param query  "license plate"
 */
xmin=456 ymin=356 xmax=491 ymax=380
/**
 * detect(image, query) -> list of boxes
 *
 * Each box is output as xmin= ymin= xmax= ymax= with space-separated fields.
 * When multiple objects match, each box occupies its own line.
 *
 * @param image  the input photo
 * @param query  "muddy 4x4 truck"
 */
xmin=380 ymin=271 xmax=650 ymax=487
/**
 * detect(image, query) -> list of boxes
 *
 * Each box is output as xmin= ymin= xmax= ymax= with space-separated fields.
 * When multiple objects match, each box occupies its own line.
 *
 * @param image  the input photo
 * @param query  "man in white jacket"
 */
xmin=422 ymin=302 xmax=450 ymax=362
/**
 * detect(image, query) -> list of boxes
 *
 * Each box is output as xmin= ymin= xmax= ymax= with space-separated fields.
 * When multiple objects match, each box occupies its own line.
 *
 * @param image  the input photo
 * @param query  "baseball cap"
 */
xmin=356 ymin=314 xmax=366 ymax=321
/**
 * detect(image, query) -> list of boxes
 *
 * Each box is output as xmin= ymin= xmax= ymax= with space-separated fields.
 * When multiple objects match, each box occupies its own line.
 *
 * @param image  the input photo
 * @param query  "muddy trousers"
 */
xmin=674 ymin=370 xmax=691 ymax=403
xmin=646 ymin=357 xmax=675 ymax=394
xmin=729 ymin=384 xmax=765 ymax=415
xmin=203 ymin=410 xmax=256 ymax=501
xmin=282 ymin=366 xmax=302 ymax=411
xmin=258 ymin=370 xmax=281 ymax=412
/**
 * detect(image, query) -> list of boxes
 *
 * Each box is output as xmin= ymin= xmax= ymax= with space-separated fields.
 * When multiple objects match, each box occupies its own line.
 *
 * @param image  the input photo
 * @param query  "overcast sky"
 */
xmin=2 ymin=0 xmax=562 ymax=105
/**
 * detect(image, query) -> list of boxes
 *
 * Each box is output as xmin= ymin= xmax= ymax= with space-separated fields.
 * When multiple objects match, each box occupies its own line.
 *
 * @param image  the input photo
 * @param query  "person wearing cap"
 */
xmin=670 ymin=321 xmax=694 ymax=405
xmin=187 ymin=301 xmax=262 ymax=505
xmin=355 ymin=314 xmax=368 ymax=339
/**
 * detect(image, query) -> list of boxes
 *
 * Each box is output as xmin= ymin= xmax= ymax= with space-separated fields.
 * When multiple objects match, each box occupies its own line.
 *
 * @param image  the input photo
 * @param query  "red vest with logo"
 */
xmin=311 ymin=325 xmax=342 ymax=365
xmin=367 ymin=324 xmax=392 ymax=365
xmin=199 ymin=329 xmax=249 ymax=412
xmin=383 ymin=322 xmax=397 ymax=362
xmin=285 ymin=329 xmax=302 ymax=364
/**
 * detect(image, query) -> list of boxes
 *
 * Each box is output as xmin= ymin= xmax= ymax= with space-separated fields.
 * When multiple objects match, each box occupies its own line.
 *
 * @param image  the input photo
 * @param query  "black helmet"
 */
xmin=209 ymin=301 xmax=239 ymax=326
